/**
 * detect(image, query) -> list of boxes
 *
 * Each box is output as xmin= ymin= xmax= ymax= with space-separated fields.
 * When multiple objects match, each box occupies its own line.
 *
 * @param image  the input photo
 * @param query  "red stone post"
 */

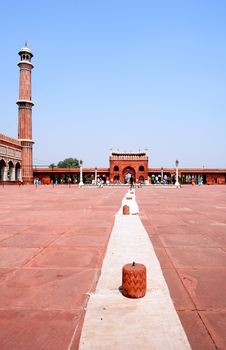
xmin=123 ymin=205 xmax=130 ymax=215
xmin=122 ymin=262 xmax=146 ymax=298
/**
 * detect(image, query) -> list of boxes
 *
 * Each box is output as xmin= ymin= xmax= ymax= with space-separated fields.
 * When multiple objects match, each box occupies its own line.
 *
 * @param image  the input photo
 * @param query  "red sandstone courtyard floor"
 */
xmin=0 ymin=185 xmax=226 ymax=349
xmin=137 ymin=186 xmax=226 ymax=350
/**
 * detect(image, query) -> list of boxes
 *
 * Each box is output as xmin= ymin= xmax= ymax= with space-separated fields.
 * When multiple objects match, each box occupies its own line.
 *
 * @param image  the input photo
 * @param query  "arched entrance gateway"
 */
xmin=122 ymin=166 xmax=136 ymax=184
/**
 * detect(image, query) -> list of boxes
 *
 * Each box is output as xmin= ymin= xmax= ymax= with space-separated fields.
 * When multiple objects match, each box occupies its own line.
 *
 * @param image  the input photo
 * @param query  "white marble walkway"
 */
xmin=78 ymin=190 xmax=191 ymax=350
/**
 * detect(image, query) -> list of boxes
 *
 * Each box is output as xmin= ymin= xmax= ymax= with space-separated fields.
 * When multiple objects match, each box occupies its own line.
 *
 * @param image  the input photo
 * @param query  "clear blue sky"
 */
xmin=1 ymin=0 xmax=226 ymax=168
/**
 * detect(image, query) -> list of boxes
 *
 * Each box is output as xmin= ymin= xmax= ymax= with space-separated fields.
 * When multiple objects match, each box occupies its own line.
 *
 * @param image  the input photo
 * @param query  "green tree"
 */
xmin=57 ymin=157 xmax=80 ymax=168
xmin=49 ymin=163 xmax=57 ymax=168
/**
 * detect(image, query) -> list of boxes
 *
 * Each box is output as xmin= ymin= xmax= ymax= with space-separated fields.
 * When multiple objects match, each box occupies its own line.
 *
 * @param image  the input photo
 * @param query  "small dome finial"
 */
xmin=25 ymin=41 xmax=28 ymax=47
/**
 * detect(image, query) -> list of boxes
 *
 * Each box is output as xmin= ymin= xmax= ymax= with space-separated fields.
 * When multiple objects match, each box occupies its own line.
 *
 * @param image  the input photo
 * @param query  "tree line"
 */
xmin=49 ymin=158 xmax=80 ymax=168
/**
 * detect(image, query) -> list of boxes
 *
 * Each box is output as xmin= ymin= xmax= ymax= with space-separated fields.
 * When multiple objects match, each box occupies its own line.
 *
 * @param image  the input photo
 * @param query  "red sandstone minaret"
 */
xmin=17 ymin=43 xmax=34 ymax=184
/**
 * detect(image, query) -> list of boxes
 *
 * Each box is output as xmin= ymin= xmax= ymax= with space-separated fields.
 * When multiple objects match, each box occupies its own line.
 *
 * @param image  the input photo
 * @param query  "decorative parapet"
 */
xmin=0 ymin=133 xmax=21 ymax=147
xmin=110 ymin=150 xmax=148 ymax=161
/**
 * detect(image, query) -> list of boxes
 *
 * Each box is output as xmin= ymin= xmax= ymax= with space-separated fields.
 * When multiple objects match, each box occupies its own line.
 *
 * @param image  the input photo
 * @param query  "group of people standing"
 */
xmin=92 ymin=177 xmax=110 ymax=187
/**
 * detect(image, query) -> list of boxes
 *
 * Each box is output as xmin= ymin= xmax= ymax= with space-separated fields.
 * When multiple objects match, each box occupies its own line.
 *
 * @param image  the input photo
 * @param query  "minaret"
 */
xmin=17 ymin=42 xmax=34 ymax=184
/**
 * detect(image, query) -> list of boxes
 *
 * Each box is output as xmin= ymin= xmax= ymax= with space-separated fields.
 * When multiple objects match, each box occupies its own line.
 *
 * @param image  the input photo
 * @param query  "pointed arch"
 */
xmin=0 ymin=159 xmax=6 ymax=181
xmin=15 ymin=162 xmax=21 ymax=181
xmin=8 ymin=161 xmax=15 ymax=181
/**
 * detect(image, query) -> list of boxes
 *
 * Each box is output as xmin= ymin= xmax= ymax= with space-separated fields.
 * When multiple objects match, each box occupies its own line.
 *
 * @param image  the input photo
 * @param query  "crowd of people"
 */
xmin=34 ymin=173 xmax=204 ymax=187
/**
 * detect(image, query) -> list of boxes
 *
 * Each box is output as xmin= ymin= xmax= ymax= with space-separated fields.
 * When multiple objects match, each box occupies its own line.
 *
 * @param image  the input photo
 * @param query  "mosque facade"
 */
xmin=0 ymin=45 xmax=226 ymax=186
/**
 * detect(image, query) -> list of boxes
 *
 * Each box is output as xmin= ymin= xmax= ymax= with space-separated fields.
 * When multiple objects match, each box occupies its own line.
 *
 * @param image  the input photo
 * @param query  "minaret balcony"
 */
xmin=17 ymin=61 xmax=34 ymax=69
xmin=16 ymin=99 xmax=34 ymax=108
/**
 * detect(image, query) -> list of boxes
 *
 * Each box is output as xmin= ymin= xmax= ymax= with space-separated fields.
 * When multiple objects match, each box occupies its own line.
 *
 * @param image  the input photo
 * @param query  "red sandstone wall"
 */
xmin=207 ymin=175 xmax=226 ymax=185
xmin=18 ymin=108 xmax=32 ymax=140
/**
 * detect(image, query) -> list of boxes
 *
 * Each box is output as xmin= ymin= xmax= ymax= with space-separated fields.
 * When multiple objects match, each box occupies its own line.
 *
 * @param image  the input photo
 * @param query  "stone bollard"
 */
xmin=122 ymin=262 xmax=146 ymax=298
xmin=123 ymin=205 xmax=130 ymax=215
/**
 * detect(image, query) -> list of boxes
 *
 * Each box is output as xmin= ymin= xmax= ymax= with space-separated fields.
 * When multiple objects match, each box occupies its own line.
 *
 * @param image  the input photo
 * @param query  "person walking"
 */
xmin=130 ymin=175 xmax=134 ymax=189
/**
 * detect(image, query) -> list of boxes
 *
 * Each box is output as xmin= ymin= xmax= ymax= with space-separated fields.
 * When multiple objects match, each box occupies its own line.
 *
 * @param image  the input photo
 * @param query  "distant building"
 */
xmin=33 ymin=155 xmax=226 ymax=185
xmin=109 ymin=150 xmax=148 ymax=183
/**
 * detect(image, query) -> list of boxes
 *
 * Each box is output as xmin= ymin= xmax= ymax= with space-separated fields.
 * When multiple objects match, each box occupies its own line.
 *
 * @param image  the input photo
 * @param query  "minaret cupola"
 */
xmin=18 ymin=41 xmax=33 ymax=63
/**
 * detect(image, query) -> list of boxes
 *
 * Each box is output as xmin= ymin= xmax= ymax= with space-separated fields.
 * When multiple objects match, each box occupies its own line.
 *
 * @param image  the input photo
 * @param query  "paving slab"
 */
xmin=162 ymin=268 xmax=195 ymax=310
xmin=0 ymin=247 xmax=40 ymax=268
xmin=199 ymin=311 xmax=226 ymax=350
xmin=0 ymin=268 xmax=16 ymax=283
xmin=178 ymin=311 xmax=216 ymax=350
xmin=153 ymin=247 xmax=174 ymax=268
xmin=165 ymin=246 xmax=226 ymax=268
xmin=0 ymin=268 xmax=99 ymax=310
xmin=0 ymin=233 xmax=17 ymax=242
xmin=0 ymin=225 xmax=30 ymax=234
xmin=27 ymin=247 xmax=104 ymax=268
xmin=22 ymin=225 xmax=69 ymax=235
xmin=179 ymin=268 xmax=226 ymax=309
xmin=0 ymin=310 xmax=81 ymax=350
xmin=0 ymin=233 xmax=58 ymax=248
xmin=52 ymin=233 xmax=108 ymax=247
xmin=159 ymin=232 xmax=217 ymax=247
